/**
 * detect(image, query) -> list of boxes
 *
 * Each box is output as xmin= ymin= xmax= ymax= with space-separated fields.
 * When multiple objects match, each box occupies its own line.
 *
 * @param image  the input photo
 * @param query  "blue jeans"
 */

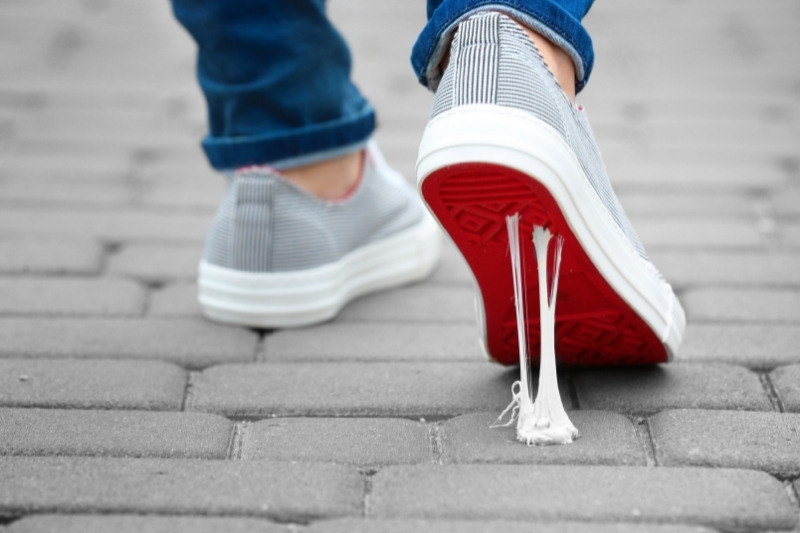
xmin=171 ymin=0 xmax=594 ymax=170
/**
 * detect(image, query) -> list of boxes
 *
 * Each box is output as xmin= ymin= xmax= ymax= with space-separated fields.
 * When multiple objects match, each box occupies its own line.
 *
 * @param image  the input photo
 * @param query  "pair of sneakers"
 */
xmin=197 ymin=12 xmax=685 ymax=366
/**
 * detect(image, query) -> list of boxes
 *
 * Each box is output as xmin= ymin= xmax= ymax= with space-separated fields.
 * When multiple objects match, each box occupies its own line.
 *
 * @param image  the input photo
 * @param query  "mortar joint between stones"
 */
xmin=227 ymin=420 xmax=248 ymax=460
xmin=428 ymin=422 xmax=445 ymax=465
xmin=759 ymin=371 xmax=785 ymax=413
xmin=629 ymin=414 xmax=658 ymax=467
xmin=254 ymin=328 xmax=272 ymax=362
xmin=180 ymin=370 xmax=196 ymax=411
xmin=565 ymin=371 xmax=581 ymax=410
xmin=361 ymin=469 xmax=377 ymax=518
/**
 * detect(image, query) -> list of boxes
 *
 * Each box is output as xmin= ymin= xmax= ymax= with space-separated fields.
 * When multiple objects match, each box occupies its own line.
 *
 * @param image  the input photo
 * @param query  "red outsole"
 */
xmin=421 ymin=162 xmax=668 ymax=367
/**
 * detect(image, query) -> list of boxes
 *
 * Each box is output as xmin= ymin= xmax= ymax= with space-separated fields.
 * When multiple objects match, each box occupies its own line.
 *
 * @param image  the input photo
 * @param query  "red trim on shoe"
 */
xmin=421 ymin=162 xmax=668 ymax=367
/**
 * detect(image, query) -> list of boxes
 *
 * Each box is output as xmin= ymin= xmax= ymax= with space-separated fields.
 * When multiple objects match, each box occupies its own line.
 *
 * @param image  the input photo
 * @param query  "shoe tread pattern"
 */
xmin=423 ymin=162 xmax=667 ymax=367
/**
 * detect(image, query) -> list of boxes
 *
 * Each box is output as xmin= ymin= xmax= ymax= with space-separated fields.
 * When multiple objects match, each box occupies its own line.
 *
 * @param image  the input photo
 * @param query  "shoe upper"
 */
xmin=203 ymin=141 xmax=426 ymax=273
xmin=432 ymin=12 xmax=652 ymax=266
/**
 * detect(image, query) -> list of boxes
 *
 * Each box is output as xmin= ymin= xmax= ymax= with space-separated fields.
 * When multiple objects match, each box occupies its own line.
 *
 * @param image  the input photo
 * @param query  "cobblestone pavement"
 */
xmin=1 ymin=0 xmax=799 ymax=532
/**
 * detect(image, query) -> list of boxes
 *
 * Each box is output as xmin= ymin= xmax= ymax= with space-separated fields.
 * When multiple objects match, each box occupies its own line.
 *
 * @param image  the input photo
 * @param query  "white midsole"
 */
xmin=198 ymin=213 xmax=441 ymax=328
xmin=417 ymin=104 xmax=685 ymax=358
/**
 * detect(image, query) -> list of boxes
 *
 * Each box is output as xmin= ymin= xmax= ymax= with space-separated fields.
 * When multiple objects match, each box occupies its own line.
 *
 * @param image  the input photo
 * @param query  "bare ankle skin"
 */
xmin=519 ymin=25 xmax=576 ymax=102
xmin=281 ymin=150 xmax=363 ymax=200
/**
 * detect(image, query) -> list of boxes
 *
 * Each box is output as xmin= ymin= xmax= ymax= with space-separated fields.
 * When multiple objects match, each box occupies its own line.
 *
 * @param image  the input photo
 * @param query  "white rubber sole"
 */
xmin=198 ymin=214 xmax=441 ymax=328
xmin=417 ymin=104 xmax=685 ymax=358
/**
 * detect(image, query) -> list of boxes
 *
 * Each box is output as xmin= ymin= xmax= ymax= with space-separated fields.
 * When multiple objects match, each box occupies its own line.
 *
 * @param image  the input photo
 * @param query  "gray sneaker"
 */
xmin=417 ymin=11 xmax=685 ymax=366
xmin=199 ymin=140 xmax=441 ymax=327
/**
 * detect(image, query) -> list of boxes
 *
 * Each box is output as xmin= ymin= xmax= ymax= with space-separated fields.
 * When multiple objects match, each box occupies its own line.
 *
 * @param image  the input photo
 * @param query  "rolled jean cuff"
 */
xmin=412 ymin=1 xmax=593 ymax=93
xmin=201 ymin=105 xmax=376 ymax=171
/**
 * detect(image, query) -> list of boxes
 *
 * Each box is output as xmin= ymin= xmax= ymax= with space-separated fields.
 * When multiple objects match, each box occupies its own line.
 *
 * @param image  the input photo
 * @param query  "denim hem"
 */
xmin=412 ymin=0 xmax=594 ymax=93
xmin=202 ymin=107 xmax=376 ymax=170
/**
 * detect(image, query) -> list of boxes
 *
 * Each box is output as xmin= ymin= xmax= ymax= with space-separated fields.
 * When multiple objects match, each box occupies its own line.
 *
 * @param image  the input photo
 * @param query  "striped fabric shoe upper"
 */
xmin=203 ymin=143 xmax=425 ymax=273
xmin=432 ymin=12 xmax=652 ymax=267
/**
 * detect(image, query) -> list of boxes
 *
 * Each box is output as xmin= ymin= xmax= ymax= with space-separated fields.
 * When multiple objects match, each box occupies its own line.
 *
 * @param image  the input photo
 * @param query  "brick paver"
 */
xmin=0 ymin=278 xmax=145 ymax=317
xmin=0 ymin=359 xmax=186 ymax=410
xmin=650 ymin=409 xmax=800 ymax=477
xmin=148 ymin=283 xmax=202 ymax=317
xmin=107 ymin=243 xmax=203 ymax=283
xmin=682 ymin=288 xmax=800 ymax=323
xmin=0 ymin=239 xmax=103 ymax=275
xmin=369 ymin=465 xmax=797 ymax=530
xmin=0 ymin=207 xmax=209 ymax=243
xmin=263 ymin=323 xmax=484 ymax=362
xmin=6 ymin=515 xmax=289 ymax=533
xmin=1 ymin=0 xmax=799 ymax=530
xmin=243 ymin=418 xmax=431 ymax=466
xmin=649 ymin=251 xmax=800 ymax=289
xmin=771 ymin=365 xmax=800 ymax=413
xmin=440 ymin=411 xmax=645 ymax=466
xmin=678 ymin=324 xmax=800 ymax=368
xmin=0 ymin=457 xmax=363 ymax=521
xmin=573 ymin=363 xmax=772 ymax=414
xmin=0 ymin=318 xmax=258 ymax=368
xmin=304 ymin=519 xmax=719 ymax=533
xmin=632 ymin=219 xmax=765 ymax=250
xmin=0 ymin=408 xmax=232 ymax=459
xmin=188 ymin=362 xmax=543 ymax=418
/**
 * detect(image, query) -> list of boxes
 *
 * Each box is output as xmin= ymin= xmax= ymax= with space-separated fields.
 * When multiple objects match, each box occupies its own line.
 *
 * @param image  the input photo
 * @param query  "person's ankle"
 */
xmin=281 ymin=150 xmax=363 ymax=200
xmin=439 ymin=14 xmax=577 ymax=103
xmin=518 ymin=25 xmax=576 ymax=102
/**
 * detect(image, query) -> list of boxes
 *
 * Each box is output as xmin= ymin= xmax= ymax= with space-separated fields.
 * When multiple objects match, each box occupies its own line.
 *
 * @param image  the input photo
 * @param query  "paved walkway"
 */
xmin=1 ymin=1 xmax=799 ymax=532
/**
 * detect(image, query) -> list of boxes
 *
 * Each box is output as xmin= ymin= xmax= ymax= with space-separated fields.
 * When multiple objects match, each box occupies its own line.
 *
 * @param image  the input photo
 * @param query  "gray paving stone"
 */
xmin=596 ymin=158 xmax=787 ymax=192
xmin=149 ymin=283 xmax=202 ymax=317
xmin=0 ymin=152 xmax=129 ymax=179
xmin=0 ymin=240 xmax=102 ymax=275
xmin=263 ymin=323 xmax=484 ymax=362
xmin=771 ymin=189 xmax=800 ymax=217
xmin=649 ymin=251 xmax=800 ymax=289
xmin=678 ymin=324 xmax=800 ymax=369
xmin=244 ymin=418 xmax=431 ymax=466
xmin=682 ymin=288 xmax=800 ymax=323
xmin=136 ymin=152 xmax=219 ymax=187
xmin=441 ymin=411 xmax=645 ymax=466
xmin=108 ymin=243 xmax=202 ymax=282
xmin=17 ymin=108 xmax=194 ymax=146
xmin=0 ymin=408 xmax=232 ymax=459
xmin=141 ymin=176 xmax=223 ymax=210
xmin=618 ymin=191 xmax=757 ymax=217
xmin=573 ymin=363 xmax=771 ymax=414
xmin=369 ymin=465 xmax=797 ymax=530
xmin=188 ymin=362 xmax=564 ymax=418
xmin=771 ymin=365 xmax=800 ymax=413
xmin=0 ymin=318 xmax=257 ymax=368
xmin=0 ymin=207 xmax=209 ymax=242
xmin=427 ymin=241 xmax=472 ymax=286
xmin=783 ymin=223 xmax=800 ymax=249
xmin=5 ymin=515 xmax=288 ymax=533
xmin=0 ymin=359 xmax=186 ymax=410
xmin=0 ymin=277 xmax=145 ymax=316
xmin=633 ymin=219 xmax=764 ymax=249
xmin=0 ymin=176 xmax=132 ymax=206
xmin=306 ymin=518 xmax=716 ymax=533
xmin=650 ymin=409 xmax=800 ymax=477
xmin=0 ymin=457 xmax=362 ymax=521
xmin=336 ymin=285 xmax=476 ymax=323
